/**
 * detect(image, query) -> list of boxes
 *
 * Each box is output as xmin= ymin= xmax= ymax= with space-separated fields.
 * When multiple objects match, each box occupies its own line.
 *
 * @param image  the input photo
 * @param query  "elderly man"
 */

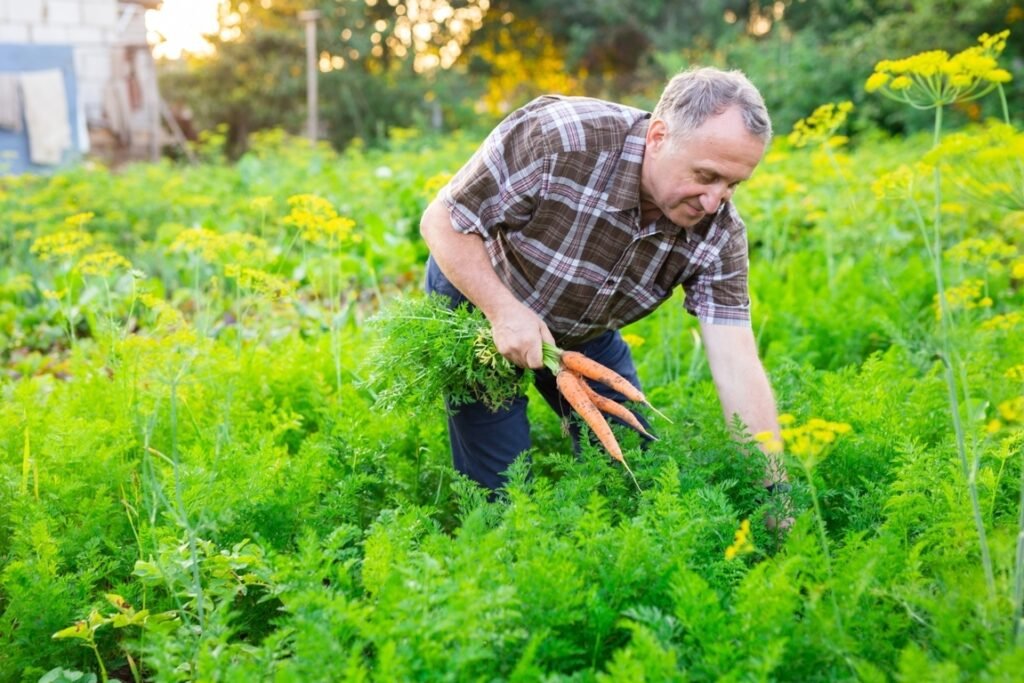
xmin=420 ymin=66 xmax=787 ymax=500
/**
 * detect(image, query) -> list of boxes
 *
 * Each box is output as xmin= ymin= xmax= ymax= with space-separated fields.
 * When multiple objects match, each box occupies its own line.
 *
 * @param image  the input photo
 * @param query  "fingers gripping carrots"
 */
xmin=544 ymin=343 xmax=670 ymax=492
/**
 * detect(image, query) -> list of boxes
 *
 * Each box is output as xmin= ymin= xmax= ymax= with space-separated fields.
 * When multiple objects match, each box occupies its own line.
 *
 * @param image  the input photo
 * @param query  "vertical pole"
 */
xmin=299 ymin=10 xmax=322 ymax=144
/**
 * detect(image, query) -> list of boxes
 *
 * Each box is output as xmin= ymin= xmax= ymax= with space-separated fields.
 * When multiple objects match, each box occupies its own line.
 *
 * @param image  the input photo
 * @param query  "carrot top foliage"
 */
xmin=363 ymin=293 xmax=530 ymax=412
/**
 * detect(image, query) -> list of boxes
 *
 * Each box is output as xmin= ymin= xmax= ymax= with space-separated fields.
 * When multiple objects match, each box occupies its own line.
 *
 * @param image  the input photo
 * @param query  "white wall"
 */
xmin=0 ymin=0 xmax=152 ymax=125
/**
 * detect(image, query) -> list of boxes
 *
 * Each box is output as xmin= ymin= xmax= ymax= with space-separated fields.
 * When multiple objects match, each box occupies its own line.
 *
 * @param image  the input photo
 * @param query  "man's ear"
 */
xmin=647 ymin=118 xmax=669 ymax=154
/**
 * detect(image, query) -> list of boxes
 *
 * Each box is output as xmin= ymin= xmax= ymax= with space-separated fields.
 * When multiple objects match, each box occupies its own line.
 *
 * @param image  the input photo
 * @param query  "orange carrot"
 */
xmin=555 ymin=369 xmax=641 ymax=490
xmin=577 ymin=380 xmax=658 ymax=441
xmin=560 ymin=350 xmax=672 ymax=422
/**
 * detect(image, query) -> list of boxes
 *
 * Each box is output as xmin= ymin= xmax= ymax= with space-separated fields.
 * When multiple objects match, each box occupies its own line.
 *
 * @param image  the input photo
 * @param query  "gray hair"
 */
xmin=652 ymin=66 xmax=772 ymax=142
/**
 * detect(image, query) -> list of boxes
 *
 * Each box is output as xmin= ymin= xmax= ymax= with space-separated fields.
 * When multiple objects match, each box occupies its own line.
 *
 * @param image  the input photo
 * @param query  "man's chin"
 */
xmin=671 ymin=213 xmax=704 ymax=228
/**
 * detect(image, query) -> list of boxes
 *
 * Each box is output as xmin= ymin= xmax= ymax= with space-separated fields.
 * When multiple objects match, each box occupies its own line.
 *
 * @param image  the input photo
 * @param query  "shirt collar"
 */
xmin=602 ymin=115 xmax=650 ymax=212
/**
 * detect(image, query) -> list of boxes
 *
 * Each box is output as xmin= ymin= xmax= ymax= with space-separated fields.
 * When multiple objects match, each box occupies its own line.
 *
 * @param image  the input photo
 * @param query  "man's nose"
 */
xmin=700 ymin=184 xmax=728 ymax=213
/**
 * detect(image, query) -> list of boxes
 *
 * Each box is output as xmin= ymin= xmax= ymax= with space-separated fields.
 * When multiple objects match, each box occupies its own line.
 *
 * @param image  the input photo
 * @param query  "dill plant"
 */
xmin=866 ymin=29 xmax=1017 ymax=609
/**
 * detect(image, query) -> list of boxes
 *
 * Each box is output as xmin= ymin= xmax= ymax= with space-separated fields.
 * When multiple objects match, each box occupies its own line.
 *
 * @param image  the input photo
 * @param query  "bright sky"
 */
xmin=146 ymin=0 xmax=221 ymax=60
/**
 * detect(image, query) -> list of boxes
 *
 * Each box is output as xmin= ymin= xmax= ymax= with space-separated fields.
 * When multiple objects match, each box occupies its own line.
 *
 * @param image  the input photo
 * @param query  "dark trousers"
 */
xmin=425 ymin=256 xmax=653 ymax=490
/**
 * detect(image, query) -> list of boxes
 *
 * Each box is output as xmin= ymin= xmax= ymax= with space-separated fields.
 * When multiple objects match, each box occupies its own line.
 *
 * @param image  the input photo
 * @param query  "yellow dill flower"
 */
xmin=74 ymin=250 xmax=132 ymax=277
xmin=779 ymin=416 xmax=853 ymax=468
xmin=170 ymin=227 xmax=269 ymax=264
xmin=250 ymin=196 xmax=274 ymax=211
xmin=866 ymin=30 xmax=1012 ymax=108
xmin=64 ymin=211 xmax=95 ymax=228
xmin=1011 ymin=257 xmax=1024 ymax=279
xmin=31 ymin=230 xmax=95 ymax=261
xmin=229 ymin=266 xmax=296 ymax=299
xmin=42 ymin=288 xmax=67 ymax=300
xmin=942 ymin=236 xmax=1015 ymax=266
xmin=981 ymin=311 xmax=1023 ymax=331
xmin=865 ymin=72 xmax=890 ymax=93
xmin=871 ymin=163 xmax=933 ymax=201
xmin=137 ymin=292 xmax=185 ymax=328
xmin=889 ymin=76 xmax=913 ymax=90
xmin=725 ymin=519 xmax=755 ymax=560
xmin=987 ymin=68 xmax=1013 ymax=83
xmin=0 ymin=273 xmax=33 ymax=295
xmin=1006 ymin=365 xmax=1024 ymax=382
xmin=621 ymin=333 xmax=645 ymax=348
xmin=934 ymin=278 xmax=990 ymax=319
xmin=169 ymin=227 xmax=219 ymax=259
xmin=927 ymin=123 xmax=1024 ymax=211
xmin=787 ymin=101 xmax=854 ymax=149
xmin=997 ymin=396 xmax=1024 ymax=422
xmin=754 ymin=430 xmax=784 ymax=455
xmin=986 ymin=419 xmax=1003 ymax=434
xmin=283 ymin=194 xmax=359 ymax=247
xmin=422 ymin=172 xmax=453 ymax=199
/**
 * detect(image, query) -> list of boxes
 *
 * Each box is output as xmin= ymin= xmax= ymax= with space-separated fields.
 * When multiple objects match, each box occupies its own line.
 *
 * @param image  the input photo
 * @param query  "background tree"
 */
xmin=158 ymin=0 xmax=1023 ymax=155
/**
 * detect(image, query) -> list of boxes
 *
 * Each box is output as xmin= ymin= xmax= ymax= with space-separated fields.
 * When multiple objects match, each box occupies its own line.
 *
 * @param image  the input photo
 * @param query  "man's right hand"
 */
xmin=421 ymin=200 xmax=556 ymax=369
xmin=490 ymin=301 xmax=556 ymax=369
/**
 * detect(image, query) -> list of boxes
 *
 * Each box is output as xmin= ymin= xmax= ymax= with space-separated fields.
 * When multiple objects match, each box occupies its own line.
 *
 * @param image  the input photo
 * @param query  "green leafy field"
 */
xmin=1 ymin=107 xmax=1023 ymax=680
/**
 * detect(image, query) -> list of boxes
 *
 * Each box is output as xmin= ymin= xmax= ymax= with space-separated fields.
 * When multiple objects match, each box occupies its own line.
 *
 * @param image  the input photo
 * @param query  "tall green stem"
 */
xmin=1014 ymin=442 xmax=1024 ymax=645
xmin=89 ymin=639 xmax=109 ymax=682
xmin=803 ymin=461 xmax=846 ymax=642
xmin=929 ymin=104 xmax=996 ymax=600
xmin=997 ymin=85 xmax=1011 ymax=126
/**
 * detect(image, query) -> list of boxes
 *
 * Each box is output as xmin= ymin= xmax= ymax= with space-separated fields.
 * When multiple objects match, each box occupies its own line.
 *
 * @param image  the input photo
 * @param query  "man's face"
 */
xmin=640 ymin=106 xmax=766 ymax=228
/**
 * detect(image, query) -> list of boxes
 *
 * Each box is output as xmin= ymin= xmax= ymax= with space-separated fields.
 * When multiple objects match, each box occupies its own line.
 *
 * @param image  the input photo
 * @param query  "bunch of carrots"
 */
xmin=540 ymin=343 xmax=670 ymax=491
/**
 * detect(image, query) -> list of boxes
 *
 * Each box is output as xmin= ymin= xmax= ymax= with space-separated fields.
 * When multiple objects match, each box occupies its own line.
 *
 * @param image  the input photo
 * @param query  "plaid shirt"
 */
xmin=439 ymin=95 xmax=752 ymax=346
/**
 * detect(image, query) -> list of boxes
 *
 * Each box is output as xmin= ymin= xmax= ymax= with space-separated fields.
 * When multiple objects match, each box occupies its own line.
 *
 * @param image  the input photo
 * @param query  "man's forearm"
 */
xmin=420 ymin=199 xmax=555 ymax=368
xmin=718 ymin=360 xmax=786 ymax=484
xmin=700 ymin=321 xmax=787 ymax=485
xmin=419 ymin=199 xmax=521 ymax=320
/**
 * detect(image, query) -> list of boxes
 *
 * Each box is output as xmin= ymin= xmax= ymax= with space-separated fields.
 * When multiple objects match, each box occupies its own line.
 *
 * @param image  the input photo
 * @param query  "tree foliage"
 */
xmin=157 ymin=0 xmax=1023 ymax=154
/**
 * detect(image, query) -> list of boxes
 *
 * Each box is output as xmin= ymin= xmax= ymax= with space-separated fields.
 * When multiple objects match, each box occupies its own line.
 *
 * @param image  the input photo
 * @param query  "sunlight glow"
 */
xmin=146 ymin=0 xmax=221 ymax=60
